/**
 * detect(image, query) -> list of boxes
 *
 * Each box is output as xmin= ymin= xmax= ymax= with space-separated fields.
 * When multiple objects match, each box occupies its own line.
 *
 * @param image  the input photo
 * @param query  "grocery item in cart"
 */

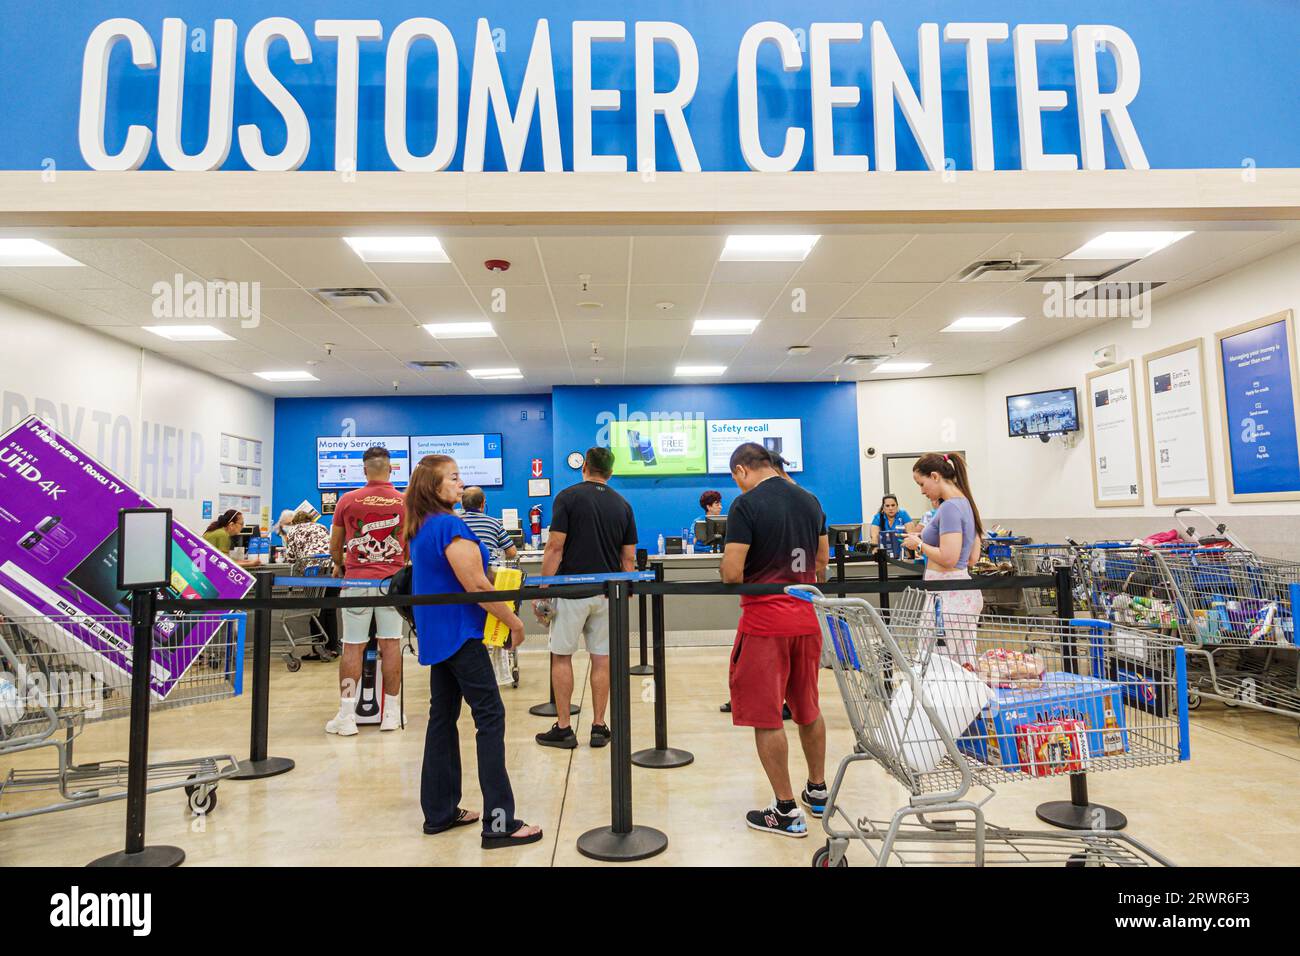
xmin=976 ymin=648 xmax=1045 ymax=689
xmin=887 ymin=653 xmax=994 ymax=773
xmin=958 ymin=672 xmax=1129 ymax=771
xmin=1015 ymin=718 xmax=1090 ymax=776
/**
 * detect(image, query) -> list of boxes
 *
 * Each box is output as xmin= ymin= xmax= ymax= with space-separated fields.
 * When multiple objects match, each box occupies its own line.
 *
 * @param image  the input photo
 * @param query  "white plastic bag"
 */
xmin=887 ymin=654 xmax=994 ymax=773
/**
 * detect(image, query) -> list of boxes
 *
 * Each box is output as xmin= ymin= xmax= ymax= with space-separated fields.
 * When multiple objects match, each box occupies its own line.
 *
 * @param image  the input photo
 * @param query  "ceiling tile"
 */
xmin=244 ymin=238 xmax=382 ymax=288
xmin=539 ymin=236 xmax=631 ymax=284
xmin=549 ymin=283 xmax=627 ymax=321
xmin=793 ymin=234 xmax=913 ymax=283
xmin=627 ymin=283 xmax=707 ymax=320
xmin=466 ymin=284 xmax=555 ymax=320
xmin=631 ymin=237 xmax=724 ymax=284
xmin=872 ymin=234 xmax=1005 ymax=282
xmin=443 ymin=237 xmax=545 ymax=285
xmin=143 ymin=238 xmax=299 ymax=288
xmin=838 ymin=282 xmax=934 ymax=316
xmin=699 ymin=282 xmax=785 ymax=318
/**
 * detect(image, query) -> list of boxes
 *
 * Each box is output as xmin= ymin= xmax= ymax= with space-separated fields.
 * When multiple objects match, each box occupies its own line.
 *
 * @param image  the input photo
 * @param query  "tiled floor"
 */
xmin=3 ymin=646 xmax=1298 ymax=867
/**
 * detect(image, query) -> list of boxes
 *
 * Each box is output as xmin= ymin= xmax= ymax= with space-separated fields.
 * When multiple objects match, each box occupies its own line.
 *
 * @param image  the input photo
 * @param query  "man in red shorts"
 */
xmin=721 ymin=442 xmax=830 ymax=837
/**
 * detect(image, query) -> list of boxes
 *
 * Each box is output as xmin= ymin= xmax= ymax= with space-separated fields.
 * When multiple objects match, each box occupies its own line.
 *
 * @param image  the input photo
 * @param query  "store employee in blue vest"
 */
xmin=869 ymin=495 xmax=911 ymax=557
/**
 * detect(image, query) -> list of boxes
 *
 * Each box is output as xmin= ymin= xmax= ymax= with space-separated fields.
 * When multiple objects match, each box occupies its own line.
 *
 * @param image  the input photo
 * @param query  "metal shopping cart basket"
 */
xmin=1144 ymin=545 xmax=1300 ymax=727
xmin=1010 ymin=543 xmax=1074 ymax=616
xmin=274 ymin=554 xmax=338 ymax=671
xmin=0 ymin=612 xmax=244 ymax=821
xmin=791 ymin=585 xmax=1187 ymax=867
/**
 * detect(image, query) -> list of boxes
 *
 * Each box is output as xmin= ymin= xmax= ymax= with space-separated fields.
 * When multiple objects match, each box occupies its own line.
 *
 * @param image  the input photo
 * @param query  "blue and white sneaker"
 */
xmin=801 ymin=784 xmax=829 ymax=818
xmin=746 ymin=804 xmax=809 ymax=838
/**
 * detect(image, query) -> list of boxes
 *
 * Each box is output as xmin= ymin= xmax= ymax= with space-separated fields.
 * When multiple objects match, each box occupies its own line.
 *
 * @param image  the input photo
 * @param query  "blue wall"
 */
xmin=550 ymin=382 xmax=861 ymax=545
xmin=271 ymin=382 xmax=862 ymax=547
xmin=3 ymin=2 xmax=1298 ymax=171
xmin=272 ymin=393 xmax=552 ymax=527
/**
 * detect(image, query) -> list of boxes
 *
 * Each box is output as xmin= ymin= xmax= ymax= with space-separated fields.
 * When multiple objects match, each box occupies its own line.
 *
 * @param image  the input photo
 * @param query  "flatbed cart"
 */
xmin=790 ymin=585 xmax=1187 ymax=867
xmin=0 ymin=612 xmax=244 ymax=820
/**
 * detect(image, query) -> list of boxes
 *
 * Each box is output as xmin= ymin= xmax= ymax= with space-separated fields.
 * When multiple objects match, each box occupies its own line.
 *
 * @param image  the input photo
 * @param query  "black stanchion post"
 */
xmin=876 ymin=548 xmax=891 ymax=613
xmin=633 ymin=565 xmax=693 ymax=769
xmin=834 ymin=544 xmax=847 ymax=596
xmin=232 ymin=572 xmax=295 ymax=780
xmin=89 ymin=587 xmax=185 ymax=867
xmin=630 ymin=548 xmax=652 ymax=676
xmin=577 ymin=579 xmax=668 ymax=861
xmin=1036 ymin=564 xmax=1127 ymax=831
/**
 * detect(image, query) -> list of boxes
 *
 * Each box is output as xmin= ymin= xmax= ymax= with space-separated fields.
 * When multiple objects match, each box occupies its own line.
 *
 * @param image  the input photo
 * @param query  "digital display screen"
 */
xmin=316 ymin=436 xmax=411 ymax=488
xmin=410 ymin=434 xmax=504 ymax=486
xmin=608 ymin=420 xmax=707 ymax=475
xmin=1006 ymin=388 xmax=1080 ymax=437
xmin=706 ymin=419 xmax=804 ymax=473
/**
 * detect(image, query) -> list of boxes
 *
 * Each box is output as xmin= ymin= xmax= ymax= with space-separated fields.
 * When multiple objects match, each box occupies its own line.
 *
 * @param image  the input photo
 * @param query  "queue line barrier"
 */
xmin=106 ymin=566 xmax=1073 ymax=865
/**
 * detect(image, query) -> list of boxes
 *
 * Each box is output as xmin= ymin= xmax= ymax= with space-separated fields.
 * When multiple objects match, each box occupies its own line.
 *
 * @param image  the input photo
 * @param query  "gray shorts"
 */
xmin=548 ymin=595 xmax=609 ymax=656
xmin=341 ymin=586 xmax=405 ymax=644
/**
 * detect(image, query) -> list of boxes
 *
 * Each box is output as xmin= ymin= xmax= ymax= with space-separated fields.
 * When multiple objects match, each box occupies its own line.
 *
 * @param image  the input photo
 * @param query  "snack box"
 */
xmin=958 ymin=671 xmax=1128 ymax=772
xmin=1016 ymin=718 xmax=1089 ymax=777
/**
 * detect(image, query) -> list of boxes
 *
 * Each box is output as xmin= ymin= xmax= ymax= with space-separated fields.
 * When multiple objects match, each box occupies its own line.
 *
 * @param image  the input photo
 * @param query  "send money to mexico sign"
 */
xmin=0 ymin=416 xmax=254 ymax=699
xmin=78 ymin=17 xmax=1148 ymax=173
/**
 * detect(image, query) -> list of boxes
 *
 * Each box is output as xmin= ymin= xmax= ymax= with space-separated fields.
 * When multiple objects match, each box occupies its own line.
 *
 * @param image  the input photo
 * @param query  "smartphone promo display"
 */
xmin=0 ymin=415 xmax=255 ymax=698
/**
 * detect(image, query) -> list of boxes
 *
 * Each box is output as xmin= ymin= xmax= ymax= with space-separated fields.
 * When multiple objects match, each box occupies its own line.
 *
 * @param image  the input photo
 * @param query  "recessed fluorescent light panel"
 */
xmin=423 ymin=322 xmax=496 ymax=339
xmin=468 ymin=367 xmax=523 ymax=380
xmin=720 ymin=235 xmax=820 ymax=262
xmin=942 ymin=316 xmax=1025 ymax=333
xmin=872 ymin=361 xmax=931 ymax=373
xmin=691 ymin=318 xmax=760 ymax=336
xmin=255 ymin=370 xmax=319 ymax=382
xmin=675 ymin=365 xmax=728 ymax=377
xmin=0 ymin=238 xmax=83 ymax=267
xmin=343 ymin=236 xmax=449 ymax=263
xmin=1064 ymin=231 xmax=1192 ymax=260
xmin=144 ymin=325 xmax=234 ymax=342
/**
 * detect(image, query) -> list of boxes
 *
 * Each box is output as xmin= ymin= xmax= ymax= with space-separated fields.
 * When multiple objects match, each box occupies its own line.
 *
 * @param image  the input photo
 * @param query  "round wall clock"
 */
xmin=567 ymin=451 xmax=585 ymax=469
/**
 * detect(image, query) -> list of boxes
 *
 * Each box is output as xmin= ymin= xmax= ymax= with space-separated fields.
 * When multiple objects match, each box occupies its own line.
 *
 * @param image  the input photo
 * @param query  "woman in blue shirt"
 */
xmin=405 ymin=453 xmax=542 ymax=850
xmin=901 ymin=452 xmax=985 ymax=664
xmin=869 ymin=495 xmax=912 ymax=556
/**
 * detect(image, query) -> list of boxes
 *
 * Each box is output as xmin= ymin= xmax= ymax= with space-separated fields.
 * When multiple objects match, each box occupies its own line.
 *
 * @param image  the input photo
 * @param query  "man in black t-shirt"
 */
xmin=535 ymin=446 xmax=637 ymax=750
xmin=722 ymin=442 xmax=829 ymax=838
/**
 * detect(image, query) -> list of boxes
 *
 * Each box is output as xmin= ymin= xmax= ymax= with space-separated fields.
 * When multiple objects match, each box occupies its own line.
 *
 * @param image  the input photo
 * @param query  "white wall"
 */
xmin=0 ymin=297 xmax=274 ymax=530
xmin=856 ymin=375 xmax=987 ymax=521
xmin=981 ymin=242 xmax=1300 ymax=526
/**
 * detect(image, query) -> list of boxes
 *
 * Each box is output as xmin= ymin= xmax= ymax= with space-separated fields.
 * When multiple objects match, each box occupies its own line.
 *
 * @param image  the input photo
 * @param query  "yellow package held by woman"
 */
xmin=483 ymin=567 xmax=524 ymax=647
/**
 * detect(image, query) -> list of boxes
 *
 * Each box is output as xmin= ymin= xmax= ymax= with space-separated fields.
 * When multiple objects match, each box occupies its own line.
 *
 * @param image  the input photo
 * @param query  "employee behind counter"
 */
xmin=202 ymin=509 xmax=262 ymax=569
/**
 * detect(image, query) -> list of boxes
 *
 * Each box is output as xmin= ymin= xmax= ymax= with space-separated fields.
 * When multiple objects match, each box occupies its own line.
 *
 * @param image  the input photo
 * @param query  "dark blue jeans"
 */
xmin=421 ymin=639 xmax=520 ymax=836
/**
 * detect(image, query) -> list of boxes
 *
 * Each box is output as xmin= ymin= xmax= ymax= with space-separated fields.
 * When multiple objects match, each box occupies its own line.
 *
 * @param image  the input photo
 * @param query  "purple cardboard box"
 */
xmin=0 ymin=416 xmax=254 ymax=699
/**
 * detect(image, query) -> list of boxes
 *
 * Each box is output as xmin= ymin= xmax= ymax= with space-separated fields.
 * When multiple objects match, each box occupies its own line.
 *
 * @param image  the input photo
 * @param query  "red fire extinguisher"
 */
xmin=529 ymin=505 xmax=543 ymax=537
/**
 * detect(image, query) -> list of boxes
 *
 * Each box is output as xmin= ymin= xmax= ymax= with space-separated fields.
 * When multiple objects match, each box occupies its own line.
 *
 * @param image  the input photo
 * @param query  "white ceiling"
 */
xmin=1 ymin=224 xmax=1296 ymax=396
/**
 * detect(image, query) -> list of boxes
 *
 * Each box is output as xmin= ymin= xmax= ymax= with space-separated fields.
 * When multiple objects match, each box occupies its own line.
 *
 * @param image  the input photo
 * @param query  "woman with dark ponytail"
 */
xmin=202 ymin=509 xmax=259 ymax=569
xmin=901 ymin=453 xmax=984 ymax=662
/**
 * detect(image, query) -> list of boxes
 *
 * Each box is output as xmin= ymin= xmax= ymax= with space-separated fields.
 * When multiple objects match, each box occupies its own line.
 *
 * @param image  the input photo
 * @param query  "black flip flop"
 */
xmin=423 ymin=808 xmax=479 ymax=835
xmin=481 ymin=826 xmax=544 ymax=850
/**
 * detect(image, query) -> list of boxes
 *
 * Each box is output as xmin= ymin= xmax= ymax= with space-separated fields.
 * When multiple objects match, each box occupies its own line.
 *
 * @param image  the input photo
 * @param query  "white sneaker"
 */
xmin=380 ymin=708 xmax=403 ymax=731
xmin=325 ymin=712 xmax=358 ymax=736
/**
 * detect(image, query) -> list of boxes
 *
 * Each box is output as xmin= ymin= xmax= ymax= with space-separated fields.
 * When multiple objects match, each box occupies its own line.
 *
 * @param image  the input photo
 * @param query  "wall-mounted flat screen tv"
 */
xmin=1006 ymin=387 xmax=1080 ymax=438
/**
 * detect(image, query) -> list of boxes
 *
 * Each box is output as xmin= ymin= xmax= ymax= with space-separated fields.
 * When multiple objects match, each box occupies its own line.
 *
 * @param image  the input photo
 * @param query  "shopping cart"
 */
xmin=274 ymin=554 xmax=337 ymax=671
xmin=793 ymin=585 xmax=1186 ymax=867
xmin=0 ymin=612 xmax=243 ymax=820
xmin=1010 ymin=543 xmax=1074 ymax=616
xmin=1143 ymin=546 xmax=1300 ymax=726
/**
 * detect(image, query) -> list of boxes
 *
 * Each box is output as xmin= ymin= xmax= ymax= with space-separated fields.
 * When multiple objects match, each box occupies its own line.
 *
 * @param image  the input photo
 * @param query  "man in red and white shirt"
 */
xmin=326 ymin=447 xmax=407 ymax=736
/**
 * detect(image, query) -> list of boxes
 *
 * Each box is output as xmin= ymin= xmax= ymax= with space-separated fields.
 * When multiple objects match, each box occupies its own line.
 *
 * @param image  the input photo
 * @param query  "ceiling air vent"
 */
xmin=312 ymin=287 xmax=393 ymax=309
xmin=956 ymin=258 xmax=1048 ymax=282
xmin=407 ymin=359 xmax=461 ymax=372
xmin=841 ymin=354 xmax=889 ymax=366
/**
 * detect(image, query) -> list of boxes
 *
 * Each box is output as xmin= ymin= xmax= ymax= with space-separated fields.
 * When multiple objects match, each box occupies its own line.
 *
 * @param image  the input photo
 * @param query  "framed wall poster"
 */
xmin=1215 ymin=309 xmax=1300 ymax=502
xmin=1142 ymin=339 xmax=1215 ymax=505
xmin=1085 ymin=361 xmax=1144 ymax=507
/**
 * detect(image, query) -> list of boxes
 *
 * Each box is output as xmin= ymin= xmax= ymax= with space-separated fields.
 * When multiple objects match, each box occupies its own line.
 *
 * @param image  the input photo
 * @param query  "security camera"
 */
xmin=864 ymin=446 xmax=878 ymax=459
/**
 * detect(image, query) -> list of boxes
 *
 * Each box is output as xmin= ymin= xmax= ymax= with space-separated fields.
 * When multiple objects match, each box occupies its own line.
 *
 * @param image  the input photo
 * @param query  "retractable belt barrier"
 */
xmin=135 ymin=565 xmax=1069 ymax=865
